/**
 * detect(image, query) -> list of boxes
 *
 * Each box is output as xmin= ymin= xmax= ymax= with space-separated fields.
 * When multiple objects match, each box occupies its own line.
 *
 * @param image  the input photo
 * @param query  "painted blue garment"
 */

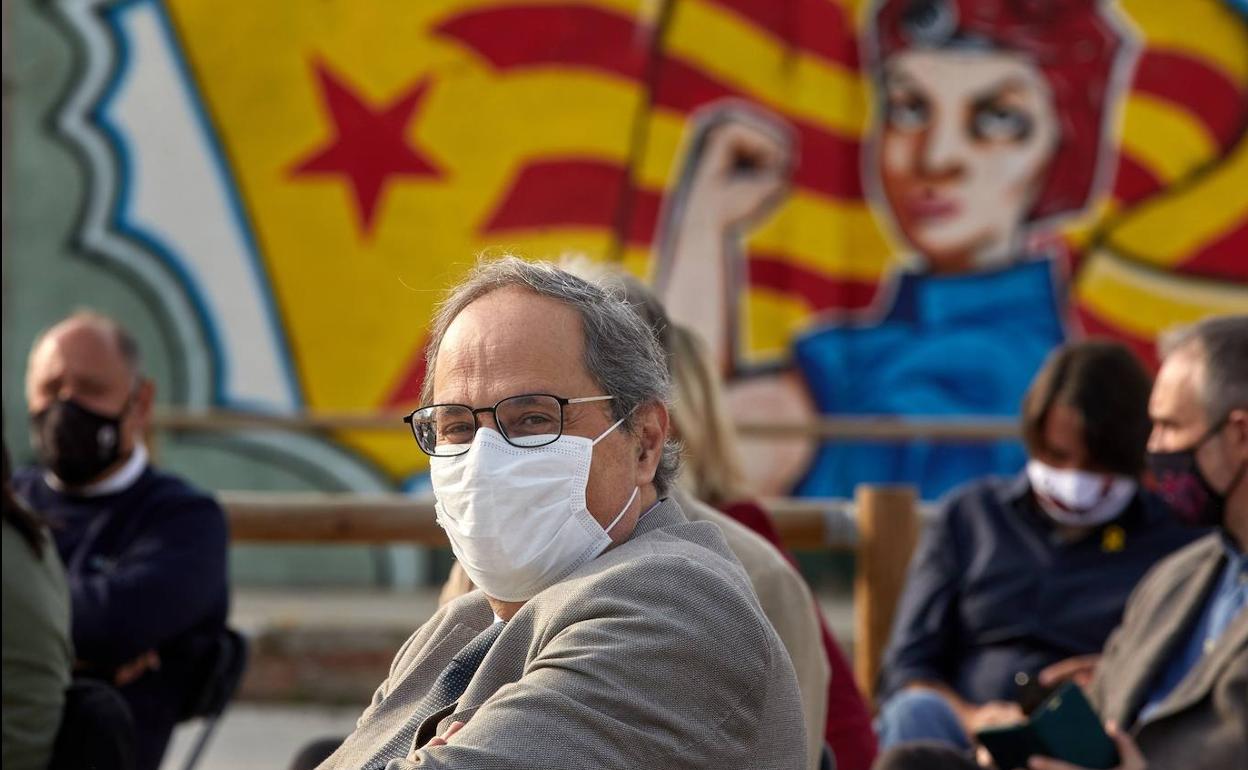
xmin=792 ymin=258 xmax=1066 ymax=500
xmin=1137 ymin=531 xmax=1248 ymax=723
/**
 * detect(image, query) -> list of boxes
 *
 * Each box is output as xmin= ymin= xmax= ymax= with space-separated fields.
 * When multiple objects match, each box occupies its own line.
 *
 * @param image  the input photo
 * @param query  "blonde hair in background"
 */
xmin=668 ymin=323 xmax=750 ymax=506
xmin=553 ymin=253 xmax=750 ymax=504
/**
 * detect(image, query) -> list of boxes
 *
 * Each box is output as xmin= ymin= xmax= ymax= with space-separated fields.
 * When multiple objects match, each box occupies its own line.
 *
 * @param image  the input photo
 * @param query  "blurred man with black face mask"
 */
xmin=13 ymin=311 xmax=228 ymax=770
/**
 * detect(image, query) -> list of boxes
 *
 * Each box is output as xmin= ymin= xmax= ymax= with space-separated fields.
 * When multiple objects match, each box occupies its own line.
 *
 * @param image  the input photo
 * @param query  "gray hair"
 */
xmin=421 ymin=256 xmax=680 ymax=494
xmin=1159 ymin=314 xmax=1248 ymax=425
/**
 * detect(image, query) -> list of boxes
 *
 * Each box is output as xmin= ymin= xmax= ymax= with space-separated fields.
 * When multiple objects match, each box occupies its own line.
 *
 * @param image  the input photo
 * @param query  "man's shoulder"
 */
xmin=531 ymin=502 xmax=765 ymax=629
xmin=135 ymin=466 xmax=224 ymax=511
xmin=676 ymin=492 xmax=789 ymax=575
xmin=139 ymin=465 xmax=213 ymax=497
xmin=608 ymin=497 xmax=748 ymax=581
xmin=674 ymin=496 xmax=819 ymax=633
xmin=416 ymin=590 xmax=494 ymax=642
xmin=594 ymin=525 xmax=744 ymax=587
xmin=117 ymin=468 xmax=228 ymax=542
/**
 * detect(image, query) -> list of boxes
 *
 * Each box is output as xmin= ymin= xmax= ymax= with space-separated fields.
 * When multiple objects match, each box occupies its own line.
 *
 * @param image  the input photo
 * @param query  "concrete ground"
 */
xmin=230 ymin=587 xmax=443 ymax=635
xmin=162 ymin=704 xmax=359 ymax=770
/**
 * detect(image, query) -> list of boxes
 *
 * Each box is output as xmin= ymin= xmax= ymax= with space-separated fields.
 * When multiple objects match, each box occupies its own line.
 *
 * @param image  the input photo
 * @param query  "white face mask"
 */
xmin=1025 ymin=459 xmax=1137 ymax=527
xmin=430 ymin=420 xmax=639 ymax=602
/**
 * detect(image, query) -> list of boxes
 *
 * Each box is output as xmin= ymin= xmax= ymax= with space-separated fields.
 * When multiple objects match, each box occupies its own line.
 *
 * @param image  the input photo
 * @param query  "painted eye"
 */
xmin=971 ymin=103 xmax=1033 ymax=142
xmin=886 ymin=93 xmax=930 ymax=132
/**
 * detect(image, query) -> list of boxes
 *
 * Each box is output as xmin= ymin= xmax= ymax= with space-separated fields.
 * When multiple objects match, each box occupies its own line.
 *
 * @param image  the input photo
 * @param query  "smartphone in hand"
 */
xmin=976 ymin=683 xmax=1119 ymax=770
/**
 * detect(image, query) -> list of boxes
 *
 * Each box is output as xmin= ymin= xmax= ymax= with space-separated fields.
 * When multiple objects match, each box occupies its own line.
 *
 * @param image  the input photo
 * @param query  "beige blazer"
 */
xmin=674 ymin=490 xmax=830 ymax=770
xmin=438 ymin=491 xmax=830 ymax=769
xmin=320 ymin=497 xmax=807 ymax=770
xmin=1088 ymin=533 xmax=1247 ymax=770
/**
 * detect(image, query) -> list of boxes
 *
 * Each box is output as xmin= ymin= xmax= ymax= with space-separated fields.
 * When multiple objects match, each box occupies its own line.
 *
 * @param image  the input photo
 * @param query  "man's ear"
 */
xmin=1227 ymin=408 xmax=1248 ymax=458
xmin=634 ymin=401 xmax=670 ymax=487
xmin=132 ymin=378 xmax=156 ymax=428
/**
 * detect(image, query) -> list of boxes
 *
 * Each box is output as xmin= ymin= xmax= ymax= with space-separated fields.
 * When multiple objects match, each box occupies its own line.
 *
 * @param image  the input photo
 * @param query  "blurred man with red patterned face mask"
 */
xmin=1147 ymin=318 xmax=1248 ymax=532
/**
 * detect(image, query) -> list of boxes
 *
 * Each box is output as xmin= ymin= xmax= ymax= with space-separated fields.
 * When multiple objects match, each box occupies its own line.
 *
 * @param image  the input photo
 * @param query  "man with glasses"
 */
xmin=13 ymin=311 xmax=229 ymax=770
xmin=318 ymin=258 xmax=806 ymax=770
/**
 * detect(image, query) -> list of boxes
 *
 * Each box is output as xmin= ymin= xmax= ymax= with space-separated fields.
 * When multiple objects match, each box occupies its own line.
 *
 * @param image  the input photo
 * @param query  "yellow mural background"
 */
xmin=165 ymin=0 xmax=1248 ymax=482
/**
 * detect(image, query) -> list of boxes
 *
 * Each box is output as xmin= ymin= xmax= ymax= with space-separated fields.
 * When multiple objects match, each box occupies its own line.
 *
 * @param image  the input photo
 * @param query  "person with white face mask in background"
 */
xmin=315 ymin=257 xmax=806 ymax=770
xmin=875 ymin=340 xmax=1201 ymax=751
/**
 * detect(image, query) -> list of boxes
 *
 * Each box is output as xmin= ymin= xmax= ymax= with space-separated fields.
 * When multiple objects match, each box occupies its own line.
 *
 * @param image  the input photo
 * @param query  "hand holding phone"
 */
xmin=976 ymin=683 xmax=1119 ymax=770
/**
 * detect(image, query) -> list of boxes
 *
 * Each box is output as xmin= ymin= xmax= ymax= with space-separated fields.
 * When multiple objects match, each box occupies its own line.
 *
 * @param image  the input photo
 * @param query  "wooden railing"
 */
xmin=222 ymin=492 xmax=866 ymax=548
xmin=221 ymin=484 xmax=925 ymax=704
xmin=154 ymin=408 xmax=1019 ymax=442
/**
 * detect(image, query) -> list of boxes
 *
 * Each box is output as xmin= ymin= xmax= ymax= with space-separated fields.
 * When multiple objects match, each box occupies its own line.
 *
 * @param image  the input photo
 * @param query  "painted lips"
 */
xmin=905 ymin=191 xmax=961 ymax=222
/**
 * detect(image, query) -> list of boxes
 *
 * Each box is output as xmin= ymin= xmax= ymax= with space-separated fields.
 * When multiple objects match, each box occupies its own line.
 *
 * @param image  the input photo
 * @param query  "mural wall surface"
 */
xmin=5 ymin=0 xmax=1248 ymax=504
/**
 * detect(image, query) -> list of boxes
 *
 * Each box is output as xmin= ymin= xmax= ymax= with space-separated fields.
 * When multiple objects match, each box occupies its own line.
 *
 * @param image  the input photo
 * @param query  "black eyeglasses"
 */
xmin=403 ymin=393 xmax=615 ymax=457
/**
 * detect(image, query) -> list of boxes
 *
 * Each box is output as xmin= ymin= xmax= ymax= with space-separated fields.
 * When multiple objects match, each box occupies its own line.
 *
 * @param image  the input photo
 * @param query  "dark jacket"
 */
xmin=879 ymin=473 xmax=1202 ymax=704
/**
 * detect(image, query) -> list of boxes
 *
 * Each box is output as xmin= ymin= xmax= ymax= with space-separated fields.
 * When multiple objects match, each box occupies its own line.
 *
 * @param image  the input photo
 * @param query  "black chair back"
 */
xmin=180 ymin=627 xmax=249 ymax=720
xmin=178 ymin=627 xmax=249 ymax=770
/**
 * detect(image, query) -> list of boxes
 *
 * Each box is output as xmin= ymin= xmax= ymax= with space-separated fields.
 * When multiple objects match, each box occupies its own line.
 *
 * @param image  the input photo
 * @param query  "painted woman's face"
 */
xmin=876 ymin=49 xmax=1059 ymax=273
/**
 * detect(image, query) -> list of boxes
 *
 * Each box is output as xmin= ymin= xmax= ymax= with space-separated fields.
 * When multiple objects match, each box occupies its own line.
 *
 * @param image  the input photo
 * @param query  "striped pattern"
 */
xmin=435 ymin=0 xmax=1247 ymax=365
xmin=163 ymin=0 xmax=1248 ymax=482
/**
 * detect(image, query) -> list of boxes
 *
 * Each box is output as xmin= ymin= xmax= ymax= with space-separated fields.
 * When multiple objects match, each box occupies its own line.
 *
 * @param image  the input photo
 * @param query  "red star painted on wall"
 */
xmin=290 ymin=60 xmax=444 ymax=236
xmin=384 ymin=335 xmax=428 ymax=410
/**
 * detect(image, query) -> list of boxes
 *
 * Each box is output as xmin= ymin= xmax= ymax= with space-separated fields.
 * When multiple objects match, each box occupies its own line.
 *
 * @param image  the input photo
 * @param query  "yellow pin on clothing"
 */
xmin=1102 ymin=525 xmax=1127 ymax=553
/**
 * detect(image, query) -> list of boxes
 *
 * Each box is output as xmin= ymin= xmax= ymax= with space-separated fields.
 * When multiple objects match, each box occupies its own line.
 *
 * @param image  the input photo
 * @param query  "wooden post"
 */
xmin=852 ymin=484 xmax=920 ymax=708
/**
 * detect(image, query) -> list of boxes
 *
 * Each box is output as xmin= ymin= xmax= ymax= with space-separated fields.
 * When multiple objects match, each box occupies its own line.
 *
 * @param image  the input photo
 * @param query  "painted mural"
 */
xmin=50 ymin=0 xmax=1248 ymax=497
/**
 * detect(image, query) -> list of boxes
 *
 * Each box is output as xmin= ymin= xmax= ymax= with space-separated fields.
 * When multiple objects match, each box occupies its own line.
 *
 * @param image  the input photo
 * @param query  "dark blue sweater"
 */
xmin=12 ymin=465 xmax=229 ymax=670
